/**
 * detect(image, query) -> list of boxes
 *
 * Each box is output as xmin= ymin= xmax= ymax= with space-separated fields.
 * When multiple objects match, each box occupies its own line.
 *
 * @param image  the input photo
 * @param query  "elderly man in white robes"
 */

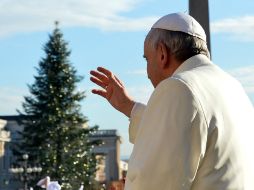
xmin=90 ymin=12 xmax=254 ymax=190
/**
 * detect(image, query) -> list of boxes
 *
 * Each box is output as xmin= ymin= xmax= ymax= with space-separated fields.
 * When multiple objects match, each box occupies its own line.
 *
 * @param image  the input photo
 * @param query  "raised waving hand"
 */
xmin=90 ymin=67 xmax=135 ymax=117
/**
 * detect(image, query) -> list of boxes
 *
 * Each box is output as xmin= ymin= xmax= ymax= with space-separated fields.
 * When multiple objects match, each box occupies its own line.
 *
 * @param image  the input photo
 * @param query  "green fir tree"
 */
xmin=15 ymin=22 xmax=101 ymax=190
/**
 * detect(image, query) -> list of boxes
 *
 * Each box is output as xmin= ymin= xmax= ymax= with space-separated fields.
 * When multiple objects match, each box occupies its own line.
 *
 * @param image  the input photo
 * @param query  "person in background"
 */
xmin=79 ymin=183 xmax=84 ymax=190
xmin=37 ymin=176 xmax=61 ymax=190
xmin=90 ymin=12 xmax=254 ymax=190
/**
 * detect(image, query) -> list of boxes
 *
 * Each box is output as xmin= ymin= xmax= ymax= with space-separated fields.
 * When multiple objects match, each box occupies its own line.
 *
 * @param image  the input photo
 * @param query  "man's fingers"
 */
xmin=90 ymin=70 xmax=108 ymax=82
xmin=97 ymin=67 xmax=113 ymax=78
xmin=91 ymin=89 xmax=107 ymax=99
xmin=90 ymin=76 xmax=107 ymax=89
xmin=114 ymin=75 xmax=124 ymax=86
xmin=96 ymin=67 xmax=122 ymax=87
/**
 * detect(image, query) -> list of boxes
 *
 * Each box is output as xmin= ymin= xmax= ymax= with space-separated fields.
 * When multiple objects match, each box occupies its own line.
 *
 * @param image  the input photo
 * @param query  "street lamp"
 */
xmin=9 ymin=154 xmax=42 ymax=190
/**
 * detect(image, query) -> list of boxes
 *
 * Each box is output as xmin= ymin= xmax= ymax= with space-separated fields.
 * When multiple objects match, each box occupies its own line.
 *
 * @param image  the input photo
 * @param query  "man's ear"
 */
xmin=157 ymin=42 xmax=169 ymax=69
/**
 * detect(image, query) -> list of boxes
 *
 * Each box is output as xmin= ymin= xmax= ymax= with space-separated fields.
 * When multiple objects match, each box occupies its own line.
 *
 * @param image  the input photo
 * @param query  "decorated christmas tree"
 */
xmin=15 ymin=22 xmax=101 ymax=189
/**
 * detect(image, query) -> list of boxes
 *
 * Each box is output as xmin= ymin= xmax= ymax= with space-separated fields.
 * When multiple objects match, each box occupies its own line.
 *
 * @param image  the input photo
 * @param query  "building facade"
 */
xmin=0 ymin=119 xmax=11 ymax=189
xmin=0 ymin=116 xmax=125 ymax=190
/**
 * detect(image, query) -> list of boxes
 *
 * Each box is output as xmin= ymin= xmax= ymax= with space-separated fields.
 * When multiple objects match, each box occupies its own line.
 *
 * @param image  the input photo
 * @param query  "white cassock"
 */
xmin=37 ymin=176 xmax=61 ymax=190
xmin=125 ymin=54 xmax=254 ymax=190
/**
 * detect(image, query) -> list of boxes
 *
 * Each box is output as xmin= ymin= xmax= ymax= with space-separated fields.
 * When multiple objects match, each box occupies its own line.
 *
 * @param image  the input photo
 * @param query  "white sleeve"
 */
xmin=129 ymin=102 xmax=146 ymax=144
xmin=125 ymin=79 xmax=208 ymax=190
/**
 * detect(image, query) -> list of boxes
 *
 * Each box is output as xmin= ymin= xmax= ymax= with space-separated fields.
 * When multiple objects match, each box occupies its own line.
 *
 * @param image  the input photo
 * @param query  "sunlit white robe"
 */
xmin=125 ymin=54 xmax=254 ymax=190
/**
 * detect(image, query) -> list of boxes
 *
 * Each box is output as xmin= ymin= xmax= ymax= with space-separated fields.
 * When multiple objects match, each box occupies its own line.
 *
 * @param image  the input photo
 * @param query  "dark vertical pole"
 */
xmin=189 ymin=0 xmax=211 ymax=55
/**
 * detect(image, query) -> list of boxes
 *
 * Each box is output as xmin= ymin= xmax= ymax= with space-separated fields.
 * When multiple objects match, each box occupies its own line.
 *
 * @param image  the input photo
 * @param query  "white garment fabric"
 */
xmin=126 ymin=54 xmax=254 ymax=190
xmin=46 ymin=182 xmax=61 ymax=190
xmin=37 ymin=176 xmax=50 ymax=188
xmin=37 ymin=176 xmax=61 ymax=190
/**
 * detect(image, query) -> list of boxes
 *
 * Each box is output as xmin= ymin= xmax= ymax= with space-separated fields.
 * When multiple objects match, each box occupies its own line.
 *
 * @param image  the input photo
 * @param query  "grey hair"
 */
xmin=145 ymin=28 xmax=210 ymax=62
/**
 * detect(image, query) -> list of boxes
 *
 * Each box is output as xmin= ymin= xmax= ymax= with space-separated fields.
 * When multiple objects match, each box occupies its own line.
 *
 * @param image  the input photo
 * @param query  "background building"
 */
xmin=91 ymin=130 xmax=122 ymax=183
xmin=0 ymin=116 xmax=127 ymax=190
xmin=0 ymin=119 xmax=11 ymax=189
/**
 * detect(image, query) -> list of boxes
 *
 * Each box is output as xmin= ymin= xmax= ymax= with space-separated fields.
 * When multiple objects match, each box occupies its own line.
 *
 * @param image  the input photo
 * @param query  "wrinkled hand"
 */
xmin=90 ymin=67 xmax=135 ymax=117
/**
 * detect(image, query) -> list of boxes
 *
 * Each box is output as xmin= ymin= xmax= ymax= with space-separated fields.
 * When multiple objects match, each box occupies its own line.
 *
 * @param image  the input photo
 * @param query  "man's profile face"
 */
xmin=144 ymin=39 xmax=161 ymax=88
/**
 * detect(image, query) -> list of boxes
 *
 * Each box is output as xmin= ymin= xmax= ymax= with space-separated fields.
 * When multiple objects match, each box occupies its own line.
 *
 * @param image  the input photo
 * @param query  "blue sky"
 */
xmin=0 ymin=0 xmax=254 ymax=158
